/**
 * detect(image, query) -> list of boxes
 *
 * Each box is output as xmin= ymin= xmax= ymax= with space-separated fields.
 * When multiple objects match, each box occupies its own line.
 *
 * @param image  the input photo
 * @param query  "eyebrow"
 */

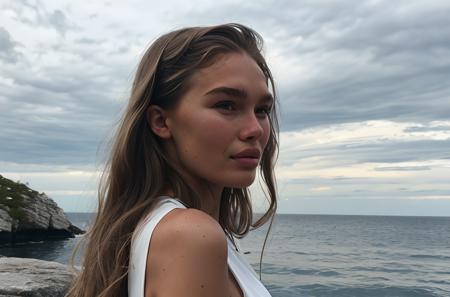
xmin=204 ymin=86 xmax=274 ymax=104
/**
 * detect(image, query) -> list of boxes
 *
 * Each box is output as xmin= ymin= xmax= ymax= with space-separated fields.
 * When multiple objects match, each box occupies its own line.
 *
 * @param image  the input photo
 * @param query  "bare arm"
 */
xmin=145 ymin=208 xmax=231 ymax=297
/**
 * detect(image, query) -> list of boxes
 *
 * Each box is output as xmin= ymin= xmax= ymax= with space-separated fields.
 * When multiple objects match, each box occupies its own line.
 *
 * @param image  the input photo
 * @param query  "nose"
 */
xmin=238 ymin=112 xmax=264 ymax=141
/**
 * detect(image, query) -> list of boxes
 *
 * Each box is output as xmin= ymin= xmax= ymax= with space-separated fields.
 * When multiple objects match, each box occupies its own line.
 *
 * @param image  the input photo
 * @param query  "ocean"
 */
xmin=1 ymin=213 xmax=449 ymax=297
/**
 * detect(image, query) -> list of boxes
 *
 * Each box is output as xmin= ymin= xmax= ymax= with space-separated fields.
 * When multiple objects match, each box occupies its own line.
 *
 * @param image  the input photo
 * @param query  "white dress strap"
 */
xmin=227 ymin=238 xmax=272 ymax=297
xmin=128 ymin=197 xmax=186 ymax=297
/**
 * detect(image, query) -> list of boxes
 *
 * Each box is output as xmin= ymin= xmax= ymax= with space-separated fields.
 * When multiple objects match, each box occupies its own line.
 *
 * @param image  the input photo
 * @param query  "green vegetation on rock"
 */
xmin=0 ymin=174 xmax=38 ymax=222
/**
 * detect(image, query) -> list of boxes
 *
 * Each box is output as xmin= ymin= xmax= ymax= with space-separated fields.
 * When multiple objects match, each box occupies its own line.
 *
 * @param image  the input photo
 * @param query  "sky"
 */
xmin=1 ymin=0 xmax=450 ymax=216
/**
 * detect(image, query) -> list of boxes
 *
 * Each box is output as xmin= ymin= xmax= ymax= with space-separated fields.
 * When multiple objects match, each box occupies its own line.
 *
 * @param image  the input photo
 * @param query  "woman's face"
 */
xmin=164 ymin=52 xmax=273 ymax=190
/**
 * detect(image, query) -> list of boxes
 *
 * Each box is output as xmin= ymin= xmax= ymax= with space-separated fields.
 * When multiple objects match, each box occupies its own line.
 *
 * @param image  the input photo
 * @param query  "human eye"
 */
xmin=213 ymin=100 xmax=236 ymax=112
xmin=255 ymin=105 xmax=272 ymax=118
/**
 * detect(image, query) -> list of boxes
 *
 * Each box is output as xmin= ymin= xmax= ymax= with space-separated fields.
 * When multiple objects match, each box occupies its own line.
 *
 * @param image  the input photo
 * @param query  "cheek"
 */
xmin=197 ymin=119 xmax=235 ymax=157
xmin=260 ymin=120 xmax=271 ymax=148
xmin=176 ymin=114 xmax=232 ymax=158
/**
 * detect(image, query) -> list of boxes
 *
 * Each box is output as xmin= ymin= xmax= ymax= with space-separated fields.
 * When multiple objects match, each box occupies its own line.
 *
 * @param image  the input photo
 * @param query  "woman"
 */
xmin=67 ymin=23 xmax=278 ymax=297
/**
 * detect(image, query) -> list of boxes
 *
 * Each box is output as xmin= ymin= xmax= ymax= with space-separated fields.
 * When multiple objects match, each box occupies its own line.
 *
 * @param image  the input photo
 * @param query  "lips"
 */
xmin=231 ymin=148 xmax=261 ymax=169
xmin=231 ymin=148 xmax=261 ymax=159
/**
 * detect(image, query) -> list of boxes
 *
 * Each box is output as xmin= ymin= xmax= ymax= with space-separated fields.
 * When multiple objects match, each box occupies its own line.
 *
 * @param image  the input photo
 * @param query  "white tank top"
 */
xmin=128 ymin=197 xmax=272 ymax=297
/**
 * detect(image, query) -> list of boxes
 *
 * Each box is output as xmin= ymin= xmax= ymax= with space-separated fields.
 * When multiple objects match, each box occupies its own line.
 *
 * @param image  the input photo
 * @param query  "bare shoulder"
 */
xmin=153 ymin=208 xmax=227 ymax=249
xmin=145 ymin=208 xmax=230 ymax=297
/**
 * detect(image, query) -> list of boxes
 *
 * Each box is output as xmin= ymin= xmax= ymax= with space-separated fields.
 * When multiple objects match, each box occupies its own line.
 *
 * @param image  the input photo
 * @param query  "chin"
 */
xmin=225 ymin=174 xmax=256 ymax=188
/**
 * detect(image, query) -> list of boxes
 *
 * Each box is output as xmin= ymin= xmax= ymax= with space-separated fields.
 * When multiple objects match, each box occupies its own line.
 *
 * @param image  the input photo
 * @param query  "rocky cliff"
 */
xmin=0 ymin=175 xmax=84 ymax=244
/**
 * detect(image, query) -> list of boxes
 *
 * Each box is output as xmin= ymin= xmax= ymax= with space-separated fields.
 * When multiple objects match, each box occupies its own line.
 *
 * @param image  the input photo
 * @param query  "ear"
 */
xmin=146 ymin=105 xmax=171 ymax=139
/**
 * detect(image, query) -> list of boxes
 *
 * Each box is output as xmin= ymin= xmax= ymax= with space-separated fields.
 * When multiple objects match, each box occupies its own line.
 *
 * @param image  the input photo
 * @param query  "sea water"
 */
xmin=1 ymin=213 xmax=449 ymax=297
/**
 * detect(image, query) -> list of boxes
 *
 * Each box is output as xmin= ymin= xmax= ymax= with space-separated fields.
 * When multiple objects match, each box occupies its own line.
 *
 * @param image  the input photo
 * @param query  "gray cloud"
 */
xmin=0 ymin=73 xmax=125 ymax=166
xmin=0 ymin=27 xmax=21 ymax=63
xmin=373 ymin=166 xmax=432 ymax=171
xmin=0 ymin=33 xmax=129 ymax=167
xmin=47 ymin=9 xmax=69 ymax=35
xmin=341 ymin=139 xmax=450 ymax=163
xmin=76 ymin=37 xmax=100 ymax=45
xmin=280 ymin=1 xmax=450 ymax=130
xmin=286 ymin=176 xmax=408 ymax=185
xmin=279 ymin=136 xmax=450 ymax=172
xmin=4 ymin=0 xmax=71 ymax=36
xmin=299 ymin=139 xmax=450 ymax=165
xmin=404 ymin=125 xmax=450 ymax=133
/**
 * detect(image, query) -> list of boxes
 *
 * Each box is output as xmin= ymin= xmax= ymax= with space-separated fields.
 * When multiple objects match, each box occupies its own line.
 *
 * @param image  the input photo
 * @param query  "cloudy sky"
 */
xmin=1 ymin=0 xmax=450 ymax=216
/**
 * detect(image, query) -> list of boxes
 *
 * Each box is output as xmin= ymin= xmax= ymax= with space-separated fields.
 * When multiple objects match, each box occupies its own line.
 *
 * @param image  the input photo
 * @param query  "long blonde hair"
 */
xmin=66 ymin=23 xmax=279 ymax=297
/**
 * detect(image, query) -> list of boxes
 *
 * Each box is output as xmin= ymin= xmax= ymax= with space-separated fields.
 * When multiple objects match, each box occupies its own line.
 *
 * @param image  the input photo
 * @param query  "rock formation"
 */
xmin=0 ymin=257 xmax=76 ymax=297
xmin=0 ymin=175 xmax=84 ymax=244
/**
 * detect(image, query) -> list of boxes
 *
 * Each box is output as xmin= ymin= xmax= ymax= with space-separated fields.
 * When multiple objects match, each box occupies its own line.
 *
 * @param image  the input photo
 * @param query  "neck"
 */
xmin=162 ymin=181 xmax=223 ymax=221
xmin=196 ymin=184 xmax=223 ymax=221
xmin=163 ymin=142 xmax=224 ymax=221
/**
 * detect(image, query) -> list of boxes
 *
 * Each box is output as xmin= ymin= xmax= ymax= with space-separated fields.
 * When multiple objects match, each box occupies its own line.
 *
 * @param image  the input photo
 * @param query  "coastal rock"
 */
xmin=18 ymin=192 xmax=71 ymax=231
xmin=0 ymin=174 xmax=84 ymax=244
xmin=0 ymin=209 xmax=12 ymax=232
xmin=0 ymin=257 xmax=75 ymax=297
